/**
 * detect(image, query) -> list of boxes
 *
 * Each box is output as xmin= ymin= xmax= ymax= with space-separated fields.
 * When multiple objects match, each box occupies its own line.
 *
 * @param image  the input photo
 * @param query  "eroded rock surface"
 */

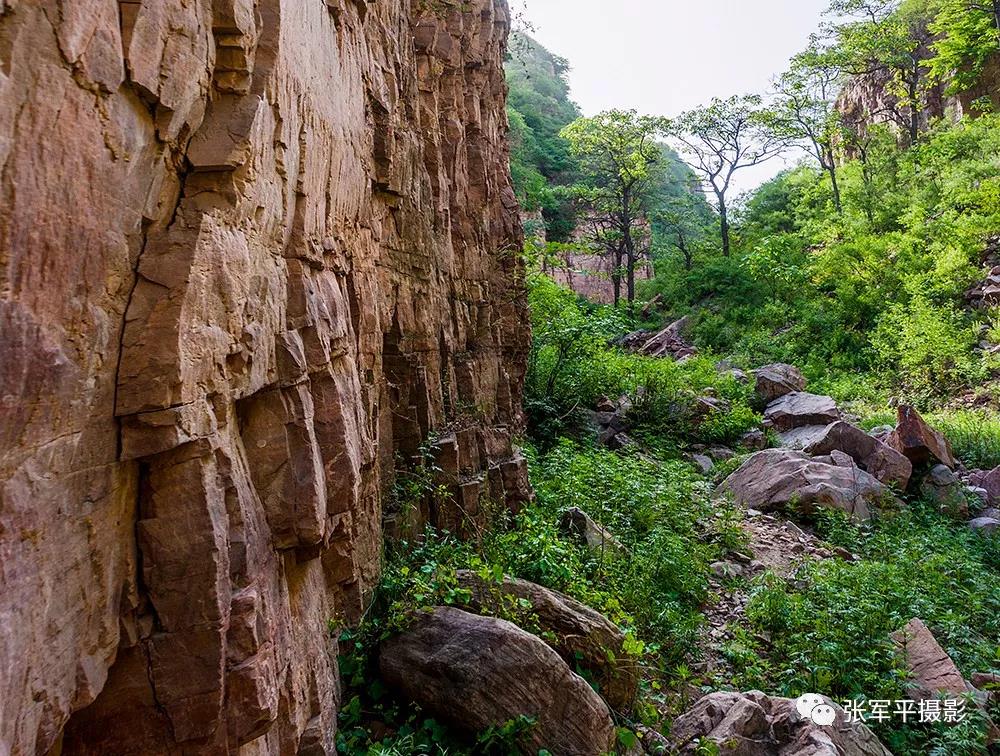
xmin=456 ymin=570 xmax=639 ymax=714
xmin=0 ymin=1 xmax=527 ymax=753
xmin=802 ymin=421 xmax=912 ymax=489
xmin=669 ymin=691 xmax=892 ymax=756
xmin=764 ymin=392 xmax=841 ymax=433
xmin=753 ymin=363 xmax=807 ymax=404
xmin=887 ymin=405 xmax=957 ymax=470
xmin=720 ymin=449 xmax=892 ymax=522
xmin=379 ymin=607 xmax=617 ymax=756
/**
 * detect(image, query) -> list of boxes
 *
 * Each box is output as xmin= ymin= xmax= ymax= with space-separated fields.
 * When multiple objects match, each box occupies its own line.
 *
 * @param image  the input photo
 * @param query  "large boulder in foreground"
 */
xmin=719 ymin=449 xmax=893 ymax=521
xmin=764 ymin=392 xmax=841 ymax=433
xmin=380 ymin=607 xmax=616 ymax=755
xmin=753 ymin=363 xmax=807 ymax=404
xmin=887 ymin=406 xmax=957 ymax=469
xmin=802 ymin=421 xmax=913 ymax=490
xmin=669 ymin=691 xmax=892 ymax=755
xmin=457 ymin=571 xmax=638 ymax=714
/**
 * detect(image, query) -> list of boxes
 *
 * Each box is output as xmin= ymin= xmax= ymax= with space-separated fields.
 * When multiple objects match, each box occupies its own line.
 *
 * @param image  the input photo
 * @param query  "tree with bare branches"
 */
xmin=669 ymin=95 xmax=790 ymax=257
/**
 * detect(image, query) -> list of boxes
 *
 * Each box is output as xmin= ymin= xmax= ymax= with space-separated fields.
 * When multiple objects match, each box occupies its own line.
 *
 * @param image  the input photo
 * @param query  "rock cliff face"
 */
xmin=836 ymin=51 xmax=1000 ymax=150
xmin=0 ymin=0 xmax=528 ymax=753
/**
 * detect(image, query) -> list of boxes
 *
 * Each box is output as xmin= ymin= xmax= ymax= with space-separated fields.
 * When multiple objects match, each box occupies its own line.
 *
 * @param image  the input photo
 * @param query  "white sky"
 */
xmin=512 ymin=0 xmax=833 ymax=194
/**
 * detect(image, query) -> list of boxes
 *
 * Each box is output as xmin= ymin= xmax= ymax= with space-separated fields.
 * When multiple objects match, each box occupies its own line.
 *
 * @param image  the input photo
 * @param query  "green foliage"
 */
xmin=929 ymin=0 xmax=1000 ymax=94
xmin=525 ymin=274 xmax=758 ymax=447
xmin=930 ymin=409 xmax=1000 ymax=469
xmin=652 ymin=114 xmax=1000 ymax=401
xmin=505 ymin=33 xmax=581 ymax=240
xmin=736 ymin=502 xmax=1000 ymax=753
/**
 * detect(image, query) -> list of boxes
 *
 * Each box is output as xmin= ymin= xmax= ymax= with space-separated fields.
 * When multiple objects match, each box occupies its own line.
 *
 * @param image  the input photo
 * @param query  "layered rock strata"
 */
xmin=0 ymin=0 xmax=528 ymax=753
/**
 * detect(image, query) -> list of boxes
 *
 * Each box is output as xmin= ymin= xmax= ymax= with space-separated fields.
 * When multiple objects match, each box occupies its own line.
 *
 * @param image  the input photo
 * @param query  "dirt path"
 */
xmin=694 ymin=509 xmax=857 ymax=683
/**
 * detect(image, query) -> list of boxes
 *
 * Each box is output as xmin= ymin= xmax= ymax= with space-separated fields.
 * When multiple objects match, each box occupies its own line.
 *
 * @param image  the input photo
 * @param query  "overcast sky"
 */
xmin=511 ymin=0 xmax=833 ymax=193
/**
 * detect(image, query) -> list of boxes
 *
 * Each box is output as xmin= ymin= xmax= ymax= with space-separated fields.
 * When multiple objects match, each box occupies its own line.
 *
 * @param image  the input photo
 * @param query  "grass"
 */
xmin=928 ymin=410 xmax=1000 ymax=470
xmin=735 ymin=504 xmax=1000 ymax=755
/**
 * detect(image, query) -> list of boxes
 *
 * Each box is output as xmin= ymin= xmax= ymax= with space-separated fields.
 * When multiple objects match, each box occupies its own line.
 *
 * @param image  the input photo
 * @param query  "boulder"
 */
xmin=778 ymin=425 xmax=831 ymax=450
xmin=969 ymin=467 xmax=1000 ymax=506
xmin=920 ymin=464 xmax=969 ymax=517
xmin=887 ymin=406 xmax=956 ymax=469
xmin=892 ymin=619 xmax=969 ymax=700
xmin=753 ymin=363 xmax=807 ymax=404
xmin=456 ymin=572 xmax=639 ymax=714
xmin=764 ymin=392 xmax=841 ymax=433
xmin=719 ymin=449 xmax=893 ymax=522
xmin=739 ymin=428 xmax=769 ymax=451
xmin=559 ymin=508 xmax=626 ymax=558
xmin=669 ymin=691 xmax=892 ymax=755
xmin=969 ymin=517 xmax=1000 ymax=535
xmin=380 ymin=607 xmax=616 ymax=755
xmin=708 ymin=446 xmax=736 ymax=462
xmin=972 ymin=672 xmax=1000 ymax=691
xmin=801 ymin=421 xmax=913 ymax=489
xmin=690 ymin=453 xmax=715 ymax=474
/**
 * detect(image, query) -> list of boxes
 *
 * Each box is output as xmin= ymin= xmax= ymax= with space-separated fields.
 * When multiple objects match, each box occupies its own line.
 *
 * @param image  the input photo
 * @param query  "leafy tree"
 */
xmin=561 ymin=110 xmax=670 ymax=307
xmin=669 ymin=95 xmax=790 ymax=257
xmin=823 ymin=0 xmax=935 ymax=145
xmin=928 ymin=0 xmax=1000 ymax=93
xmin=775 ymin=43 xmax=847 ymax=211
xmin=505 ymin=33 xmax=582 ymax=240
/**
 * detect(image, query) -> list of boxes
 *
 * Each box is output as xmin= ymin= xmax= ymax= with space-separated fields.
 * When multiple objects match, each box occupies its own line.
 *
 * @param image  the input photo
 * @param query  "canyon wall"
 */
xmin=0 ymin=0 xmax=529 ymax=753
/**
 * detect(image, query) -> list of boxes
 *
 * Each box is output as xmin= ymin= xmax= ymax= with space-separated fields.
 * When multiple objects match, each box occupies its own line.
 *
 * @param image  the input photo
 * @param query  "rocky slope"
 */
xmin=0 ymin=0 xmax=529 ymax=753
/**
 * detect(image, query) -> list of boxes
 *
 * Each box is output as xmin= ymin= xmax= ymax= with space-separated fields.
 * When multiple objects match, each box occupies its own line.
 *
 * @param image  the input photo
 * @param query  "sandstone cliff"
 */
xmin=0 ymin=0 xmax=528 ymax=753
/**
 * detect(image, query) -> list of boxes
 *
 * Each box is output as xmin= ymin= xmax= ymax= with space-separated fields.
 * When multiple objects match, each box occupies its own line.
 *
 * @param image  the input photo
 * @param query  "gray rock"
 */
xmin=690 ymin=453 xmax=715 ymax=474
xmin=764 ymin=392 xmax=841 ymax=433
xmin=560 ymin=508 xmax=626 ymax=557
xmin=921 ymin=464 xmax=969 ymax=517
xmin=969 ymin=517 xmax=1000 ymax=535
xmin=739 ymin=428 xmax=769 ymax=451
xmin=669 ymin=691 xmax=892 ymax=755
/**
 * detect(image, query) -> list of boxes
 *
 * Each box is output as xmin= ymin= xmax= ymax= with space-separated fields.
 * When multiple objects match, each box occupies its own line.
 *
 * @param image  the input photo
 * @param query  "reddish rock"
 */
xmin=891 ymin=618 xmax=999 ymax=742
xmin=719 ymin=449 xmax=893 ymax=522
xmin=970 ymin=467 xmax=1000 ymax=505
xmin=753 ymin=363 xmax=807 ymax=404
xmin=0 ymin=1 xmax=529 ymax=753
xmin=669 ymin=691 xmax=892 ymax=755
xmin=456 ymin=571 xmax=638 ymax=713
xmin=379 ymin=607 xmax=616 ymax=755
xmin=887 ymin=406 xmax=957 ymax=469
xmin=802 ymin=421 xmax=912 ymax=489
xmin=891 ymin=618 xmax=970 ymax=701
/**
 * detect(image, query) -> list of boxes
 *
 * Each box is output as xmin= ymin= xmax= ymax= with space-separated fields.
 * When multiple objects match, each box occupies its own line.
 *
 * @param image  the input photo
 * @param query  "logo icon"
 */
xmin=795 ymin=693 xmax=837 ymax=726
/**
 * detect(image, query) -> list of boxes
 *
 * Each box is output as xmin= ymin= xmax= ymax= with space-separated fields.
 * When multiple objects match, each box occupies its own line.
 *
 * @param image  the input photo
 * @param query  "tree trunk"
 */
xmin=611 ymin=247 xmax=623 ymax=307
xmin=678 ymin=234 xmax=692 ymax=271
xmin=907 ymin=74 xmax=920 ymax=146
xmin=623 ymin=228 xmax=636 ymax=309
xmin=718 ymin=193 xmax=731 ymax=257
xmin=826 ymin=151 xmax=842 ymax=213
xmin=993 ymin=0 xmax=1000 ymax=34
